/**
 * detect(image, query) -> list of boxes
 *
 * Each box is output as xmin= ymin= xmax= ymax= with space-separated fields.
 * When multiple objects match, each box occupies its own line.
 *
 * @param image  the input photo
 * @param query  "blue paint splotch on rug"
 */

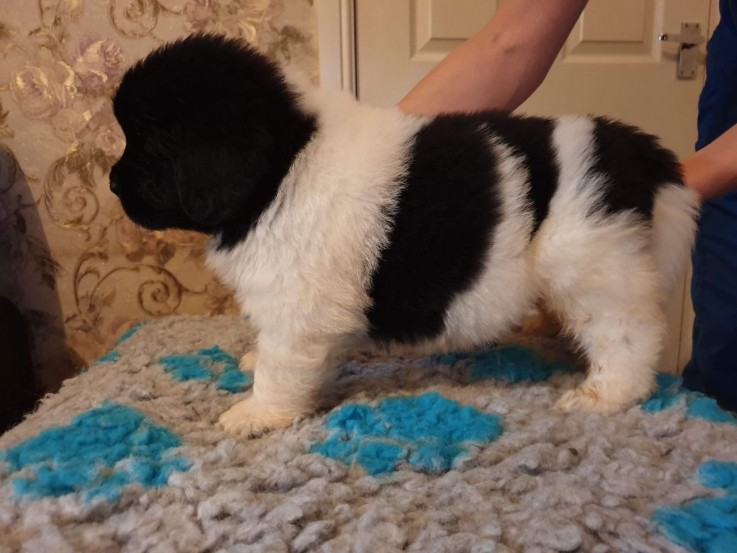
xmin=642 ymin=374 xmax=737 ymax=425
xmin=94 ymin=350 xmax=121 ymax=365
xmin=117 ymin=322 xmax=146 ymax=345
xmin=311 ymin=392 xmax=503 ymax=475
xmin=430 ymin=345 xmax=573 ymax=383
xmin=159 ymin=346 xmax=253 ymax=393
xmin=654 ymin=461 xmax=737 ymax=552
xmin=1 ymin=402 xmax=190 ymax=502
xmin=86 ymin=323 xmax=147 ymax=370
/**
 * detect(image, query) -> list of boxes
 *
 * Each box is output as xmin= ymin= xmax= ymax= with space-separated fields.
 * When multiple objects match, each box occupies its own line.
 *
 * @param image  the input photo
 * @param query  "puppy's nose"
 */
xmin=109 ymin=169 xmax=121 ymax=196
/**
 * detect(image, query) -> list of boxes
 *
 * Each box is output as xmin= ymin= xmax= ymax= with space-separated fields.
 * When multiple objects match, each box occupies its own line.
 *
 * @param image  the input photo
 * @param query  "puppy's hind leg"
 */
xmin=539 ymin=222 xmax=665 ymax=413
xmin=555 ymin=297 xmax=665 ymax=413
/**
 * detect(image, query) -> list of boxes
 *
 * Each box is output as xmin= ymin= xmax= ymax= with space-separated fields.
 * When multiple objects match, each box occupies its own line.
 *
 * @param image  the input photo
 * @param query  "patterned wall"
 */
xmin=0 ymin=0 xmax=318 ymax=392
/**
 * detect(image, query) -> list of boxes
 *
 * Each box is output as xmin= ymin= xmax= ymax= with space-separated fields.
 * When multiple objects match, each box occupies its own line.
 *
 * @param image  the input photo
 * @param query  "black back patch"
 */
xmin=590 ymin=117 xmax=683 ymax=217
xmin=366 ymin=115 xmax=501 ymax=344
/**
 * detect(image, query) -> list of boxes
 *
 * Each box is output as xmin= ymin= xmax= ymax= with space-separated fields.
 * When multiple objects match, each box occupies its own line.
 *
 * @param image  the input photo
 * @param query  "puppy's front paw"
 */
xmin=218 ymin=397 xmax=299 ymax=438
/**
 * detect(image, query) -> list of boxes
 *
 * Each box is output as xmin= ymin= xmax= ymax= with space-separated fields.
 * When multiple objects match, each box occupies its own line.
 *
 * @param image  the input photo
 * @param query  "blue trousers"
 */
xmin=682 ymin=0 xmax=737 ymax=410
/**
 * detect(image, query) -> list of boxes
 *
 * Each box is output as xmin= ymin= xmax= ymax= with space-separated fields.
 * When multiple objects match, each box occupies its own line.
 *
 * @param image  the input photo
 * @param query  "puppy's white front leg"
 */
xmin=219 ymin=342 xmax=335 ymax=438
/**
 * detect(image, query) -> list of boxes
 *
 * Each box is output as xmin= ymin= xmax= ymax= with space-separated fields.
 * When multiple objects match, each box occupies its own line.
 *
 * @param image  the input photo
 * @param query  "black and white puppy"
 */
xmin=110 ymin=34 xmax=699 ymax=438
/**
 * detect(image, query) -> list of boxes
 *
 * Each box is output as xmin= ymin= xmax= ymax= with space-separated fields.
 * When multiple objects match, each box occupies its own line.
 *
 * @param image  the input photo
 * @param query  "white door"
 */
xmin=318 ymin=0 xmax=715 ymax=373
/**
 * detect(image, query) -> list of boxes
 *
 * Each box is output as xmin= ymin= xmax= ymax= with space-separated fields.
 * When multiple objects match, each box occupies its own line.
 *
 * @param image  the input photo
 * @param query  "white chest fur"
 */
xmin=207 ymin=91 xmax=425 ymax=349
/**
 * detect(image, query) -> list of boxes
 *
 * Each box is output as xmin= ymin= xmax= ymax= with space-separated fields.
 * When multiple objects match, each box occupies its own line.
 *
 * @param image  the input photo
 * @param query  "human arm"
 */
xmin=398 ymin=0 xmax=589 ymax=115
xmin=682 ymin=123 xmax=737 ymax=201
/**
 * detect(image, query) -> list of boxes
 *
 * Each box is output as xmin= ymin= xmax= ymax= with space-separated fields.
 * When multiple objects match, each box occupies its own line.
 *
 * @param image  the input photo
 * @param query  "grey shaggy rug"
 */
xmin=2 ymin=315 xmax=737 ymax=553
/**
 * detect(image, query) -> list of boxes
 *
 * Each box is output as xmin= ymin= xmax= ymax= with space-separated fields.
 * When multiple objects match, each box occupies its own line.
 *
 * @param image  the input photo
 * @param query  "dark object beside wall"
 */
xmin=0 ymin=297 xmax=40 ymax=433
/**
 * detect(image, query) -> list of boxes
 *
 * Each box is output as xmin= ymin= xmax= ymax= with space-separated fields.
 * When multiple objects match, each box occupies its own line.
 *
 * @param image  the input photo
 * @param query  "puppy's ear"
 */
xmin=174 ymin=138 xmax=270 ymax=231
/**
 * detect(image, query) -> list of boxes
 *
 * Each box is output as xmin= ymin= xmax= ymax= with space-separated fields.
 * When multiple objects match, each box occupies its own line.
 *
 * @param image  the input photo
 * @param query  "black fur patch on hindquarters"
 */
xmin=589 ymin=117 xmax=683 ymax=217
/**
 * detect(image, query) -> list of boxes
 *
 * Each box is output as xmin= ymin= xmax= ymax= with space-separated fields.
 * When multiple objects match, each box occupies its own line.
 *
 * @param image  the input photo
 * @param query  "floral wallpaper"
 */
xmin=0 ymin=0 xmax=318 ymax=392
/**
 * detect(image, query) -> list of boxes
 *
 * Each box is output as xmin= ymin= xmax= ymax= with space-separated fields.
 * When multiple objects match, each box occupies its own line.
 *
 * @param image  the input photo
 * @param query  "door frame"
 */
xmin=316 ymin=0 xmax=358 ymax=94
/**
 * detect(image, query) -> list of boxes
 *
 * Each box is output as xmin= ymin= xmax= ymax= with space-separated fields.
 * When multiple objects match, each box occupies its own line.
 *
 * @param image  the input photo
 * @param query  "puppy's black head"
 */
xmin=110 ymin=34 xmax=316 ymax=246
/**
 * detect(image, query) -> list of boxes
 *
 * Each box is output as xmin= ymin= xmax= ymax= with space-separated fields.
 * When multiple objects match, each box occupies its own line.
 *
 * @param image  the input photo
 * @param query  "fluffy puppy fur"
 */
xmin=111 ymin=34 xmax=700 ymax=438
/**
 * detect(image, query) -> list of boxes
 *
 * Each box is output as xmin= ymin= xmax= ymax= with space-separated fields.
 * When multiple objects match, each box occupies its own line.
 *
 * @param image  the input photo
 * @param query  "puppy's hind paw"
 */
xmin=556 ymin=384 xmax=629 ymax=414
xmin=218 ymin=397 xmax=299 ymax=439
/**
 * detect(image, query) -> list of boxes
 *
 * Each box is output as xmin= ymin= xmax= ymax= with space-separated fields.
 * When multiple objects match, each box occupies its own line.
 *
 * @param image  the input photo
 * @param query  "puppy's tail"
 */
xmin=650 ymin=182 xmax=700 ymax=293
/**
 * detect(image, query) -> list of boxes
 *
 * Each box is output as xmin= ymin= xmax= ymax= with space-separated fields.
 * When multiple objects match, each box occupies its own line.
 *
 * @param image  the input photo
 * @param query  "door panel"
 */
xmin=356 ymin=0 xmax=496 ymax=106
xmin=412 ymin=0 xmax=498 ymax=61
xmin=569 ymin=0 xmax=654 ymax=55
